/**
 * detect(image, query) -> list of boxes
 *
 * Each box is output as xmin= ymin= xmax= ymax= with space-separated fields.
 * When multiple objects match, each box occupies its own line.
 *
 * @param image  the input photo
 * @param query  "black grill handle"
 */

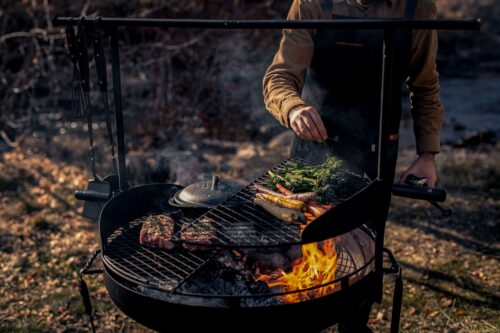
xmin=65 ymin=26 xmax=79 ymax=66
xmin=92 ymin=23 xmax=108 ymax=92
xmin=75 ymin=23 xmax=90 ymax=92
xmin=75 ymin=190 xmax=110 ymax=202
xmin=392 ymin=183 xmax=446 ymax=203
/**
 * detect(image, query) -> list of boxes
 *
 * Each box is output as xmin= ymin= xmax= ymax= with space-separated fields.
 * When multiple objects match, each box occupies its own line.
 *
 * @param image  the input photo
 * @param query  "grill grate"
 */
xmin=103 ymin=219 xmax=375 ymax=297
xmin=104 ymin=219 xmax=215 ymax=292
xmin=336 ymin=247 xmax=357 ymax=276
xmin=172 ymin=158 xmax=368 ymax=248
xmin=102 ymin=158 xmax=371 ymax=295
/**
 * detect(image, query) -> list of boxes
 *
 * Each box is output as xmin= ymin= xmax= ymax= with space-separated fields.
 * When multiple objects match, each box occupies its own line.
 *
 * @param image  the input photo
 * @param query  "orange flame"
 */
xmin=255 ymin=238 xmax=337 ymax=303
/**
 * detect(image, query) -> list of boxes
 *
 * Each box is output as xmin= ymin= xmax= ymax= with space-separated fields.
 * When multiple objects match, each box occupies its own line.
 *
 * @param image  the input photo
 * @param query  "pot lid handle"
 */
xmin=211 ymin=175 xmax=219 ymax=190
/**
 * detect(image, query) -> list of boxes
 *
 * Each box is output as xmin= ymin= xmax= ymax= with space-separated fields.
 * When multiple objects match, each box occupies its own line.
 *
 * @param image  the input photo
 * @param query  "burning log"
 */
xmin=255 ymin=238 xmax=338 ymax=303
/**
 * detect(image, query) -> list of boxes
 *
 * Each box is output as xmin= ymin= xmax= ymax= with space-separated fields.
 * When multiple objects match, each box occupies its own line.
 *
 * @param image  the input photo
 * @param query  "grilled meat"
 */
xmin=139 ymin=214 xmax=175 ymax=250
xmin=181 ymin=217 xmax=217 ymax=251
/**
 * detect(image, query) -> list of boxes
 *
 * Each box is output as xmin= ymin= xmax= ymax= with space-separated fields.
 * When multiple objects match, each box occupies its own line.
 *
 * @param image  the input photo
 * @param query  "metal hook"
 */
xmin=429 ymin=200 xmax=453 ymax=218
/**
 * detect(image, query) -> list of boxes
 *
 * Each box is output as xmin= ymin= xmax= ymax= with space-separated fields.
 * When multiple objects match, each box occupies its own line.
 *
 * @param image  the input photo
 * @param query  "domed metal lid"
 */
xmin=174 ymin=176 xmax=242 ymax=208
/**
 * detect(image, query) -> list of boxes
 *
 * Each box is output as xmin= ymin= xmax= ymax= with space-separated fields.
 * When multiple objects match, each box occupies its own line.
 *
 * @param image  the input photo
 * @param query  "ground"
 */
xmin=0 ymin=143 xmax=498 ymax=333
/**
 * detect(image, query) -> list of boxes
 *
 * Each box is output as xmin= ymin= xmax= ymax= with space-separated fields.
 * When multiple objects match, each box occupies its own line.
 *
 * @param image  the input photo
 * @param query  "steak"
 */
xmin=181 ymin=217 xmax=217 ymax=251
xmin=139 ymin=214 xmax=175 ymax=250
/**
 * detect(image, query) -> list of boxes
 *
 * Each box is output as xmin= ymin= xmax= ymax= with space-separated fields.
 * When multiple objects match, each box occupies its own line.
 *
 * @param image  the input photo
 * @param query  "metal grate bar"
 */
xmin=209 ymin=205 xmax=297 ymax=243
xmin=104 ymin=223 xmax=215 ymax=291
xmin=120 ymin=229 xmax=202 ymax=276
xmin=217 ymin=204 xmax=299 ymax=237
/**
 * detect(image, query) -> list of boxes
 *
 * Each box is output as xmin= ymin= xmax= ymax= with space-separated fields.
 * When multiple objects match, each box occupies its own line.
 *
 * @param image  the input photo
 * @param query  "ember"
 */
xmin=256 ymin=238 xmax=338 ymax=303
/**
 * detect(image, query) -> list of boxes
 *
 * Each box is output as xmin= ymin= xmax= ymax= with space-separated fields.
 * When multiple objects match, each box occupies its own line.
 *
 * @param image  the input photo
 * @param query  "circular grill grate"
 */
xmin=103 ymin=220 xmax=374 ymax=296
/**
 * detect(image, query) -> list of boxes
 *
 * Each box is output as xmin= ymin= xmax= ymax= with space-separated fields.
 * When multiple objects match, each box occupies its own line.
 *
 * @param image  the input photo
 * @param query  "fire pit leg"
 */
xmin=79 ymin=249 xmax=103 ymax=333
xmin=391 ymin=266 xmax=403 ymax=333
xmin=109 ymin=26 xmax=129 ymax=192
xmin=383 ymin=248 xmax=403 ymax=333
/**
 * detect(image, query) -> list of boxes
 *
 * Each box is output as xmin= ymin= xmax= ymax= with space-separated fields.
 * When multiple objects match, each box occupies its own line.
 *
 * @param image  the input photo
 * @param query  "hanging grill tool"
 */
xmin=65 ymin=26 xmax=84 ymax=118
xmin=69 ymin=22 xmax=119 ymax=219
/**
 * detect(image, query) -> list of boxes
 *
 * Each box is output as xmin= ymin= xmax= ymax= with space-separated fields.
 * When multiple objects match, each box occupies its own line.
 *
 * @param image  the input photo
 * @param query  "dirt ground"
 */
xmin=0 ymin=142 xmax=498 ymax=333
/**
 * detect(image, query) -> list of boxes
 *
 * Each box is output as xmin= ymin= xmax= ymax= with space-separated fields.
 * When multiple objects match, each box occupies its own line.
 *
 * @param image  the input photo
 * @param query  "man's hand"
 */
xmin=289 ymin=106 xmax=328 ymax=142
xmin=400 ymin=152 xmax=438 ymax=187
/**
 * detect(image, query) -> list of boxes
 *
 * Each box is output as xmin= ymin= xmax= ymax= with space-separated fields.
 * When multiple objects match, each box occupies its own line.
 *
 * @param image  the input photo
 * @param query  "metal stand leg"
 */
xmin=375 ymin=28 xmax=395 ymax=302
xmin=110 ymin=27 xmax=129 ymax=191
xmin=391 ymin=267 xmax=404 ymax=333
xmin=79 ymin=249 xmax=103 ymax=333
xmin=383 ymin=248 xmax=404 ymax=333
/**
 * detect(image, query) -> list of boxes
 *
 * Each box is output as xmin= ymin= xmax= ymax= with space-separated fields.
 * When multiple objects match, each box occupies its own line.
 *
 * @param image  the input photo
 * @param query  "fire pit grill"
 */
xmin=52 ymin=16 xmax=479 ymax=333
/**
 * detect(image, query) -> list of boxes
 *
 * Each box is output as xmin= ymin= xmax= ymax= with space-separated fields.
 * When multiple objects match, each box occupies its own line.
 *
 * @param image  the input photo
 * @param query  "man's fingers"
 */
xmin=428 ymin=176 xmax=437 ymax=188
xmin=303 ymin=113 xmax=323 ymax=142
xmin=307 ymin=110 xmax=328 ymax=141
xmin=297 ymin=118 xmax=315 ymax=141
xmin=399 ymin=171 xmax=409 ymax=184
xmin=290 ymin=107 xmax=328 ymax=142
xmin=292 ymin=119 xmax=310 ymax=141
xmin=291 ymin=122 xmax=306 ymax=140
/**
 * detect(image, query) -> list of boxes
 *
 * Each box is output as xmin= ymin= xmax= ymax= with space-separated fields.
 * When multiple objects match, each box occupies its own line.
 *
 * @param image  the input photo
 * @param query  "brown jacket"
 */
xmin=263 ymin=0 xmax=444 ymax=154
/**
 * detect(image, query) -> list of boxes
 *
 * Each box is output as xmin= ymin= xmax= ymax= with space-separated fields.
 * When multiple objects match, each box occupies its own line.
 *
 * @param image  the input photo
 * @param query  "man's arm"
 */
xmin=263 ymin=0 xmax=327 ymax=142
xmin=401 ymin=0 xmax=443 ymax=187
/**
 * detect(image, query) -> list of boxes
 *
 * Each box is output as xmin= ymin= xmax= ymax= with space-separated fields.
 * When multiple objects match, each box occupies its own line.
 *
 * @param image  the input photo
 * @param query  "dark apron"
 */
xmin=291 ymin=0 xmax=417 ymax=180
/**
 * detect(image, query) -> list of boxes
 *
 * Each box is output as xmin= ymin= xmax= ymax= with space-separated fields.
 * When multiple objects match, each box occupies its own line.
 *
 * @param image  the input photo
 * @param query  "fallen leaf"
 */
xmin=441 ymin=298 xmax=453 ymax=307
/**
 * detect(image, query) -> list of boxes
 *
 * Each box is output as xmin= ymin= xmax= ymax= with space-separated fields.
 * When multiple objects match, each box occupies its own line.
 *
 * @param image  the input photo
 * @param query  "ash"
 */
xmin=175 ymin=250 xmax=283 ymax=307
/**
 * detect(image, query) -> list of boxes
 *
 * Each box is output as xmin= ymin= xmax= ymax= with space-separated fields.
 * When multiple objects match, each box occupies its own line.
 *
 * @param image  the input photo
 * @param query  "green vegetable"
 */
xmin=267 ymin=157 xmax=364 ymax=202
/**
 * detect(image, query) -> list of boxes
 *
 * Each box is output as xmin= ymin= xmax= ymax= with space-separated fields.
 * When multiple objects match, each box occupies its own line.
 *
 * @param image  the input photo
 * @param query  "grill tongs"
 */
xmin=69 ymin=22 xmax=119 ymax=219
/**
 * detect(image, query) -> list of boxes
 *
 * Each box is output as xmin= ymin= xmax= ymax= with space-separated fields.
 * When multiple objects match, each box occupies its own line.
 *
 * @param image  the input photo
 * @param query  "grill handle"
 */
xmin=75 ymin=190 xmax=111 ymax=201
xmin=391 ymin=184 xmax=446 ymax=202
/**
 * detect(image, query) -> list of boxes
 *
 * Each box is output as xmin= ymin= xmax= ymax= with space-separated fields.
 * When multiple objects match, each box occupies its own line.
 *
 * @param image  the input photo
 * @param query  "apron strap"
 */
xmin=321 ymin=0 xmax=333 ymax=19
xmin=404 ymin=0 xmax=418 ymax=19
xmin=400 ymin=0 xmax=418 ymax=79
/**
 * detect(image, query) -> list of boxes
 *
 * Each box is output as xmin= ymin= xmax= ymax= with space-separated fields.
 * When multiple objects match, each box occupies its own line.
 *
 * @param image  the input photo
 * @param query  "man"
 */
xmin=263 ymin=0 xmax=443 ymax=331
xmin=263 ymin=0 xmax=443 ymax=187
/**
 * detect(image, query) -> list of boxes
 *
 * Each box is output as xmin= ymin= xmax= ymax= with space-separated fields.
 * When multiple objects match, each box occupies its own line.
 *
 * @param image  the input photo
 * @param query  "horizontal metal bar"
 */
xmin=52 ymin=17 xmax=480 ymax=31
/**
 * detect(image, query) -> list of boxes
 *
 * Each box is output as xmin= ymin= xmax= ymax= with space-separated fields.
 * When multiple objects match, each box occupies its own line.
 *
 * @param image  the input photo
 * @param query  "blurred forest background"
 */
xmin=1 ymin=0 xmax=499 ymax=332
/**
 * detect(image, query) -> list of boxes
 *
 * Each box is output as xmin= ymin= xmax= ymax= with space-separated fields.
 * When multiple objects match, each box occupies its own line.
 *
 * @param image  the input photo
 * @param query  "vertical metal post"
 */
xmin=377 ymin=29 xmax=394 ymax=182
xmin=375 ymin=29 xmax=395 ymax=302
xmin=110 ymin=26 xmax=129 ymax=191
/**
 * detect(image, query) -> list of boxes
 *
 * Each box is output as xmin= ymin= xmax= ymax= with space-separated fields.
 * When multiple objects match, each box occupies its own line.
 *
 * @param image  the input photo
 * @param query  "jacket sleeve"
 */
xmin=262 ymin=0 xmax=321 ymax=128
xmin=407 ymin=0 xmax=444 ymax=154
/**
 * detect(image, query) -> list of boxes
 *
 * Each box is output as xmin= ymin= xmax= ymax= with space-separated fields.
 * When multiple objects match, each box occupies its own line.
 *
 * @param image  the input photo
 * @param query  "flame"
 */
xmin=255 ymin=238 xmax=337 ymax=303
